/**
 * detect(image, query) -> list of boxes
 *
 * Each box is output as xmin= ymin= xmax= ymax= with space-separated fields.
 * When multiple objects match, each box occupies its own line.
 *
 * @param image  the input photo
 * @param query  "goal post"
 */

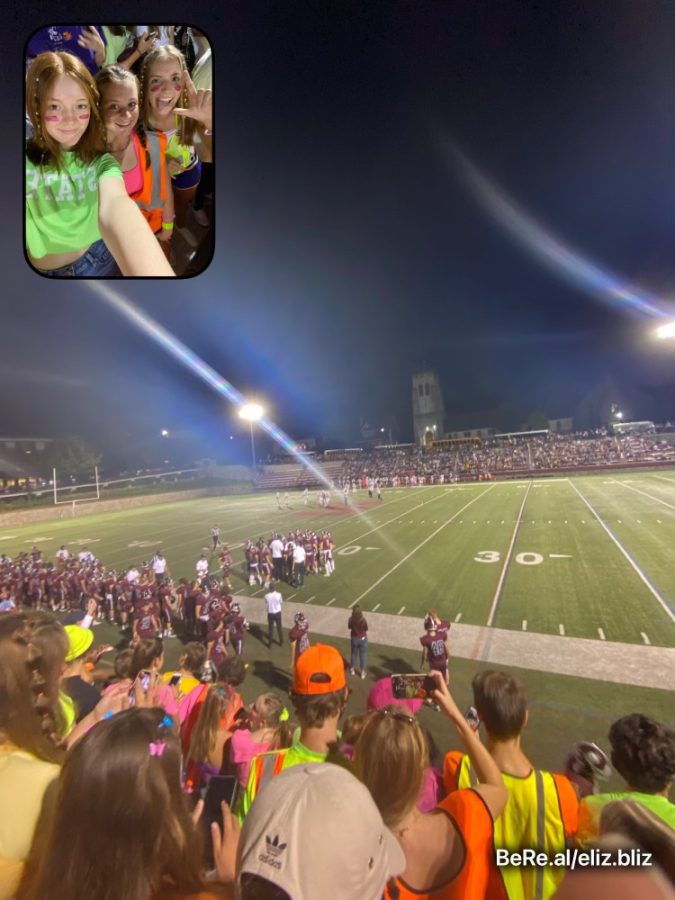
xmin=52 ymin=466 xmax=101 ymax=508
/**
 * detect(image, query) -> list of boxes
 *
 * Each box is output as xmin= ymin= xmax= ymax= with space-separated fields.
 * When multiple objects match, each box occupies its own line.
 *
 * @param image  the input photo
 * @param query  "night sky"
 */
xmin=3 ymin=1 xmax=675 ymax=467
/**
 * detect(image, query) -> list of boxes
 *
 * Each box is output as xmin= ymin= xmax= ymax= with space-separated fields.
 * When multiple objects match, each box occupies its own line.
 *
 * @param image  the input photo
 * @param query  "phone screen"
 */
xmin=169 ymin=674 xmax=181 ymax=687
xmin=391 ymin=673 xmax=435 ymax=700
xmin=203 ymin=776 xmax=238 ymax=829
xmin=139 ymin=670 xmax=151 ymax=692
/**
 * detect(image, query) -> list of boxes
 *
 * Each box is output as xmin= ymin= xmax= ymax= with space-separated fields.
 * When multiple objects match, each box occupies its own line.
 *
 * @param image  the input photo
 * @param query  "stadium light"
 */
xmin=161 ymin=429 xmax=169 ymax=437
xmin=239 ymin=404 xmax=264 ymax=469
xmin=615 ymin=411 xmax=623 ymax=420
xmin=656 ymin=321 xmax=675 ymax=340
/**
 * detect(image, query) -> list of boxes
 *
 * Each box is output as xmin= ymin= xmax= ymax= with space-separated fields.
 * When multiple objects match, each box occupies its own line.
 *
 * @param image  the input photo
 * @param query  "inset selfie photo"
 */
xmin=25 ymin=25 xmax=213 ymax=278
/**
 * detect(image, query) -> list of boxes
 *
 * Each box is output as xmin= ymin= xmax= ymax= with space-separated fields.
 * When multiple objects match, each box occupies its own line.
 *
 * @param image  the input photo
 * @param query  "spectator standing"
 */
xmin=348 ymin=604 xmax=369 ymax=678
xmin=61 ymin=625 xmax=101 ymax=724
xmin=229 ymin=693 xmax=292 ymax=789
xmin=240 ymin=643 xmax=348 ymax=819
xmin=263 ymin=582 xmax=283 ymax=647
xmin=443 ymin=669 xmax=578 ymax=900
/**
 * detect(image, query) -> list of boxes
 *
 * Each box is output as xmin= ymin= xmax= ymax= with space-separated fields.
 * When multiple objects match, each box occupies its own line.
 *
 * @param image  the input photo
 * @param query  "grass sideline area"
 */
xmin=2 ymin=472 xmax=675 ymax=647
xmin=89 ymin=618 xmax=672 ymax=788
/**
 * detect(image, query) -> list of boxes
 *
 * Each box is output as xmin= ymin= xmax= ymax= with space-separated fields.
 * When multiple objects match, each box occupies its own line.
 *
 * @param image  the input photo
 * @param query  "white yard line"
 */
xmin=486 ymin=481 xmax=533 ymax=627
xmin=610 ymin=479 xmax=675 ymax=513
xmin=455 ymin=612 xmax=462 ymax=622
xmin=598 ymin=628 xmax=606 ymax=640
xmin=568 ymin=480 xmax=675 ymax=623
xmin=352 ymin=485 xmax=497 ymax=605
xmin=371 ymin=603 xmax=381 ymax=612
xmin=559 ymin=624 xmax=565 ymax=635
xmin=397 ymin=606 xmax=406 ymax=615
xmin=641 ymin=632 xmax=651 ymax=645
xmin=326 ymin=598 xmax=336 ymax=606
xmin=522 ymin=620 xmax=527 ymax=631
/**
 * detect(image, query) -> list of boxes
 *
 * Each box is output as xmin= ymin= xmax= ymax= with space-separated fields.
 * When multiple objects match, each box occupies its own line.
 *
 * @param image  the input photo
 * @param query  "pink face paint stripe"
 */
xmin=44 ymin=115 xmax=60 ymax=121
xmin=150 ymin=85 xmax=161 ymax=92
xmin=78 ymin=113 xmax=90 ymax=119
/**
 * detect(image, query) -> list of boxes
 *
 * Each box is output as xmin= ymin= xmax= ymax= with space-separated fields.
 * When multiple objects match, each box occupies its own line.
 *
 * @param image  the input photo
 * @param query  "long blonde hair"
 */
xmin=354 ymin=706 xmax=428 ymax=828
xmin=139 ymin=45 xmax=196 ymax=145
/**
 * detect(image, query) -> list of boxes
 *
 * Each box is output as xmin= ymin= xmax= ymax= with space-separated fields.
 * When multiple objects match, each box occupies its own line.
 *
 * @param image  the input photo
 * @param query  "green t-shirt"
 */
xmin=101 ymin=26 xmax=133 ymax=66
xmin=26 ymin=150 xmax=123 ymax=259
xmin=578 ymin=790 xmax=675 ymax=843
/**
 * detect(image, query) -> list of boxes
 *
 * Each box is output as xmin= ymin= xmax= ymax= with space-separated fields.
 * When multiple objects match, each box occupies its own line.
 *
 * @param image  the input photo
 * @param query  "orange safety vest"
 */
xmin=128 ymin=130 xmax=169 ymax=234
xmin=443 ymin=752 xmax=578 ymax=900
xmin=386 ymin=788 xmax=506 ymax=900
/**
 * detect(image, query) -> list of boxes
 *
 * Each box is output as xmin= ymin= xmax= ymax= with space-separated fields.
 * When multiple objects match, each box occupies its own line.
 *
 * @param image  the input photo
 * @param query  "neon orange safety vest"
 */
xmin=443 ymin=752 xmax=578 ymax=900
xmin=385 ymin=788 xmax=506 ymax=900
xmin=128 ymin=130 xmax=169 ymax=234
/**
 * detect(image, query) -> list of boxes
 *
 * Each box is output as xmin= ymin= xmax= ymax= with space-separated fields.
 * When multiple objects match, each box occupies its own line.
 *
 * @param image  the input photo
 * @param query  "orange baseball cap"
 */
xmin=293 ymin=644 xmax=346 ymax=695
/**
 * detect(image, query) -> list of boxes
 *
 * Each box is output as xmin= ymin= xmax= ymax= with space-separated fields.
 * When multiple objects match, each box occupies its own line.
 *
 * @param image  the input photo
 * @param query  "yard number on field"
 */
xmin=474 ymin=550 xmax=545 ymax=566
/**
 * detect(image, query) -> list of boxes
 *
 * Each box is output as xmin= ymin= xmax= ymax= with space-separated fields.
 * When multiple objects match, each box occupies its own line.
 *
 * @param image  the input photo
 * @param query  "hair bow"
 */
xmin=279 ymin=707 xmax=290 ymax=722
xmin=148 ymin=741 xmax=166 ymax=757
xmin=160 ymin=714 xmax=173 ymax=729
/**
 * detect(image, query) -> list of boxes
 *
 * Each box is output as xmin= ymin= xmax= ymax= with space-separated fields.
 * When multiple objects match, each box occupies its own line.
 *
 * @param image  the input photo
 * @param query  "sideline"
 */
xmin=235 ymin=594 xmax=675 ymax=691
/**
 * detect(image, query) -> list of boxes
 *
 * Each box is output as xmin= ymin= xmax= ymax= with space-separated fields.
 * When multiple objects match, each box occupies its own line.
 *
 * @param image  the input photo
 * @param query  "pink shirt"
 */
xmin=229 ymin=729 xmax=273 ymax=787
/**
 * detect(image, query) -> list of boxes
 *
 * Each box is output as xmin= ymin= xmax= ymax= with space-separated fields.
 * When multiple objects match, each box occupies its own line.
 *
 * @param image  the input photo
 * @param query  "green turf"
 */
xmin=2 ymin=474 xmax=675 ymax=647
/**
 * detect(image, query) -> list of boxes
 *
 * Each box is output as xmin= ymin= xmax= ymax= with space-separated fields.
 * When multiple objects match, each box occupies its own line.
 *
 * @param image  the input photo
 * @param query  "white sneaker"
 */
xmin=360 ymin=671 xmax=366 ymax=679
xmin=349 ymin=668 xmax=355 ymax=676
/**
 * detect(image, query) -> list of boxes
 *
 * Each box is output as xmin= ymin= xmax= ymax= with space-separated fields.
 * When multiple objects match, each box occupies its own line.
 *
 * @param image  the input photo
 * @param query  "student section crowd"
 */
xmin=1 ymin=552 xmax=674 ymax=899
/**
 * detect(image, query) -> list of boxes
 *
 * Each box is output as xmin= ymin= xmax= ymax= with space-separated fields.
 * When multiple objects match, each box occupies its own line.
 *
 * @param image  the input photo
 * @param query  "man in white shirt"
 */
xmin=56 ymin=546 xmax=70 ymax=564
xmin=152 ymin=551 xmax=168 ymax=583
xmin=126 ymin=565 xmax=140 ymax=584
xmin=264 ymin=582 xmax=283 ymax=647
xmin=270 ymin=534 xmax=284 ymax=582
xmin=196 ymin=554 xmax=209 ymax=582
xmin=292 ymin=542 xmax=306 ymax=588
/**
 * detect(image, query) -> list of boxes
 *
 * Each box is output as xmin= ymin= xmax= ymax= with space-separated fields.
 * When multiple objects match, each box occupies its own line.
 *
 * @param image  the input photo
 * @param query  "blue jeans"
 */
xmin=41 ymin=239 xmax=121 ymax=278
xmin=350 ymin=637 xmax=368 ymax=671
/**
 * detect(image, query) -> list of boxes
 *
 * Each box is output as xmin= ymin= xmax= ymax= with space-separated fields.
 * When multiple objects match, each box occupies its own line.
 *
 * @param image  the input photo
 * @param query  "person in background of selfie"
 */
xmin=26 ymin=26 xmax=106 ymax=74
xmin=0 ymin=614 xmax=64 ymax=900
xmin=347 ymin=603 xmax=369 ymax=679
xmin=25 ymin=52 xmax=174 ymax=277
xmin=95 ymin=65 xmax=175 ymax=260
xmin=355 ymin=671 xmax=508 ymax=900
xmin=17 ymin=708 xmax=232 ymax=900
xmin=229 ymin=693 xmax=293 ymax=790
xmin=443 ymin=670 xmax=578 ymax=900
xmin=101 ymin=26 xmax=157 ymax=70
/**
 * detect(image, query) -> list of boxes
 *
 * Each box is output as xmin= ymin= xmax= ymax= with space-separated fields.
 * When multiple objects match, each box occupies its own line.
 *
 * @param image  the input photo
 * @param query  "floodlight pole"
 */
xmin=52 ymin=468 xmax=57 ymax=505
xmin=95 ymin=466 xmax=100 ymax=500
xmin=249 ymin=422 xmax=256 ymax=470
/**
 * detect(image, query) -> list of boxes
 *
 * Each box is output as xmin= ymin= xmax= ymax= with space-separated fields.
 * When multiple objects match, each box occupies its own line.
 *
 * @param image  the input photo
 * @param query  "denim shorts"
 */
xmin=41 ymin=239 xmax=121 ymax=278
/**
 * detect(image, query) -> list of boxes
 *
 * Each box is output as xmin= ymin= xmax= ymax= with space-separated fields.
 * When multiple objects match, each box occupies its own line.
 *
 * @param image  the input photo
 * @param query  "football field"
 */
xmin=3 ymin=470 xmax=675 ymax=649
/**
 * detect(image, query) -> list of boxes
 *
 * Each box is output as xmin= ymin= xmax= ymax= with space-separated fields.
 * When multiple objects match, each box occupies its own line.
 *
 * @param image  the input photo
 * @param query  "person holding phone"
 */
xmin=347 ymin=604 xmax=369 ymax=678
xmin=355 ymin=671 xmax=508 ymax=900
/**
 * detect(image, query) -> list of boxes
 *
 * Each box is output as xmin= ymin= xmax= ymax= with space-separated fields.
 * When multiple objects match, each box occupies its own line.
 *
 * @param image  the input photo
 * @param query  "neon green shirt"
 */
xmin=239 ymin=734 xmax=328 ymax=821
xmin=578 ymin=790 xmax=675 ymax=844
xmin=26 ymin=150 xmax=123 ymax=259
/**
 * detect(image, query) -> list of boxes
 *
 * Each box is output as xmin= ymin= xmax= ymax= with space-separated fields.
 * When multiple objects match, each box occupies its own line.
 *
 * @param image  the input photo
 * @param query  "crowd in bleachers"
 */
xmin=332 ymin=432 xmax=675 ymax=486
xmin=1 ymin=547 xmax=674 ymax=899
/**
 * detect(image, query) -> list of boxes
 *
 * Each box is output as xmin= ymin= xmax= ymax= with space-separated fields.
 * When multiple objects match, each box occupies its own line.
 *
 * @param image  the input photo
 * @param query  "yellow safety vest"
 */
xmin=451 ymin=753 xmax=577 ymax=900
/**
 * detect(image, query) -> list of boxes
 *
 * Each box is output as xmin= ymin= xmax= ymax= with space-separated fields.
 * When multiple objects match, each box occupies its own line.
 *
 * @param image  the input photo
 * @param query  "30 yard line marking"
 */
xmin=352 ymin=485 xmax=497 ymax=606
xmin=611 ymin=479 xmax=675 ymax=513
xmin=569 ymin=480 xmax=675 ymax=623
xmin=598 ymin=628 xmax=606 ymax=640
xmin=641 ymin=632 xmax=651 ymax=645
xmin=486 ymin=481 xmax=533 ymax=627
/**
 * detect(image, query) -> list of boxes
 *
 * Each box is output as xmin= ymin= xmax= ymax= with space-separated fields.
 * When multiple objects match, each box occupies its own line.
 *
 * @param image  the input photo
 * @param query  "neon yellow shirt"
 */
xmin=578 ymin=790 xmax=675 ymax=844
xmin=26 ymin=150 xmax=122 ymax=258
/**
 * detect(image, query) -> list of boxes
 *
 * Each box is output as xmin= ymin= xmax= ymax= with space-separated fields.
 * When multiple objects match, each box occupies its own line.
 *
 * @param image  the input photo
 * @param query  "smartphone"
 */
xmin=169 ymin=673 xmax=181 ymax=687
xmin=391 ymin=673 xmax=436 ymax=700
xmin=465 ymin=705 xmax=480 ymax=731
xmin=138 ymin=670 xmax=152 ymax=692
xmin=203 ymin=776 xmax=238 ymax=830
